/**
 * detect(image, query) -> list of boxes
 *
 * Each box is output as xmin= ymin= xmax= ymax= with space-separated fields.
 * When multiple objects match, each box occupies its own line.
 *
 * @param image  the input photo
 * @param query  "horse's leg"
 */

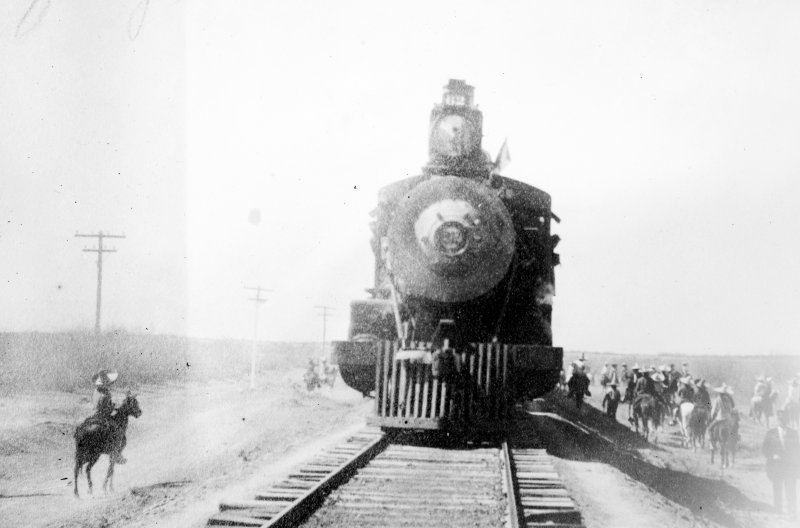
xmin=86 ymin=454 xmax=100 ymax=495
xmin=73 ymin=451 xmax=82 ymax=498
xmin=721 ymin=439 xmax=728 ymax=469
xmin=104 ymin=459 xmax=115 ymax=493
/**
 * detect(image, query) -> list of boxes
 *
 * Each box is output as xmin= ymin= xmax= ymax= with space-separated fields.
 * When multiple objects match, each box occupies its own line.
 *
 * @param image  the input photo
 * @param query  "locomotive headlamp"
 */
xmin=428 ymin=79 xmax=483 ymax=163
xmin=430 ymin=114 xmax=477 ymax=158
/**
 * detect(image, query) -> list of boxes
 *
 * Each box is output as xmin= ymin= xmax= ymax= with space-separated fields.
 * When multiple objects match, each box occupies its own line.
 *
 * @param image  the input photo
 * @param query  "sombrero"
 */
xmin=679 ymin=375 xmax=692 ymax=384
xmin=92 ymin=369 xmax=118 ymax=386
xmin=652 ymin=372 xmax=666 ymax=382
xmin=632 ymin=364 xmax=640 ymax=370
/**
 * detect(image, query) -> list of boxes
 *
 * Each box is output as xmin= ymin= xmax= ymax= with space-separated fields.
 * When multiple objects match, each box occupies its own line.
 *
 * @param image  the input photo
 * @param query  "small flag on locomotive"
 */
xmin=334 ymin=80 xmax=562 ymax=432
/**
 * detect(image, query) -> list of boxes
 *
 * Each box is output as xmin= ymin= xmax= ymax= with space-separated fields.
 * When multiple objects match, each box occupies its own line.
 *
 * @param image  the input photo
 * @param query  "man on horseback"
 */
xmin=694 ymin=379 xmax=712 ymax=413
xmin=672 ymin=375 xmax=695 ymax=425
xmin=629 ymin=369 xmax=666 ymax=427
xmin=707 ymin=383 xmax=736 ymax=441
xmin=753 ymin=375 xmax=777 ymax=426
xmin=625 ymin=365 xmax=642 ymax=423
xmin=88 ymin=370 xmax=127 ymax=464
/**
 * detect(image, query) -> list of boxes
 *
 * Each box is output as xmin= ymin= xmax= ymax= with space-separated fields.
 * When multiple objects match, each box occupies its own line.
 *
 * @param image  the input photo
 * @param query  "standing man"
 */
xmin=567 ymin=361 xmax=591 ymax=410
xmin=603 ymin=383 xmax=622 ymax=421
xmin=763 ymin=409 xmax=799 ymax=517
xmin=620 ymin=363 xmax=631 ymax=390
xmin=608 ymin=363 xmax=620 ymax=388
xmin=784 ymin=375 xmax=800 ymax=427
xmin=599 ymin=362 xmax=610 ymax=390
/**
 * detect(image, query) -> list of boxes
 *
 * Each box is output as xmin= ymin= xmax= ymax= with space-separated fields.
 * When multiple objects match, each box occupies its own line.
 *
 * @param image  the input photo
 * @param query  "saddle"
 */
xmin=77 ymin=414 xmax=116 ymax=436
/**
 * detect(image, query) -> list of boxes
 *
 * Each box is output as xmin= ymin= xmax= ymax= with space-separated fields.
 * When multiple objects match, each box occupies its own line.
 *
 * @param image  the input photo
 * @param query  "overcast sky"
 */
xmin=2 ymin=0 xmax=799 ymax=356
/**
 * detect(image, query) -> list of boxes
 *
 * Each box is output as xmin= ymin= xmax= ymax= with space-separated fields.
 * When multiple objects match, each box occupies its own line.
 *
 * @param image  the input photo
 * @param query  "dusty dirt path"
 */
xmin=0 ymin=374 xmax=372 ymax=527
xmin=4 ymin=372 xmax=796 ymax=528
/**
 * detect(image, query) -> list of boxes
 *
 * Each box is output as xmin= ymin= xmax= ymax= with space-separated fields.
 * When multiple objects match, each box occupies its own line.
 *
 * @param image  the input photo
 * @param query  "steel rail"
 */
xmin=502 ymin=439 xmax=523 ymax=528
xmin=207 ymin=429 xmax=389 ymax=527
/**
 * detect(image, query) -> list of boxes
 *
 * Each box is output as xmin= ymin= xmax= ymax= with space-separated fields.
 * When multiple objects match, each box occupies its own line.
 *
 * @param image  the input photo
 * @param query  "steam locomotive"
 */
xmin=334 ymin=80 xmax=562 ymax=432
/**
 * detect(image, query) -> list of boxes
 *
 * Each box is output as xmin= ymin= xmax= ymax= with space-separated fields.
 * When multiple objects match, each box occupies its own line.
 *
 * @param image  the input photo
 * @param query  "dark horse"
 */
xmin=709 ymin=410 xmax=740 ymax=469
xmin=632 ymin=394 xmax=663 ymax=442
xmin=73 ymin=392 xmax=142 ymax=497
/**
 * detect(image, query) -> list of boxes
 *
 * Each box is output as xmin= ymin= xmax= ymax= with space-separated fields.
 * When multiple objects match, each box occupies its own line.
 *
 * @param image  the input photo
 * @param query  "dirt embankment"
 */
xmin=0 ymin=375 xmax=372 ymax=528
xmin=527 ymin=388 xmax=797 ymax=528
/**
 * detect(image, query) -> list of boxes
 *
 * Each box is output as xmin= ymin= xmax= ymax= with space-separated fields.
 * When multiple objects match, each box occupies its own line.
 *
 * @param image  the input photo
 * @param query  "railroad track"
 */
xmin=207 ymin=423 xmax=585 ymax=528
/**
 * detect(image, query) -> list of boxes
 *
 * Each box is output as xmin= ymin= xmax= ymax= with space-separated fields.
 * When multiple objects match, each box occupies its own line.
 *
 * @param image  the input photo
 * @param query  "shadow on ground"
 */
xmin=511 ymin=394 xmax=772 ymax=528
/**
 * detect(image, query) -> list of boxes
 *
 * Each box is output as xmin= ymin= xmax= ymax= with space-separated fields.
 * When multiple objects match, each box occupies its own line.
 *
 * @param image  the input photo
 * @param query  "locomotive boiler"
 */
xmin=334 ymin=79 xmax=562 ymax=432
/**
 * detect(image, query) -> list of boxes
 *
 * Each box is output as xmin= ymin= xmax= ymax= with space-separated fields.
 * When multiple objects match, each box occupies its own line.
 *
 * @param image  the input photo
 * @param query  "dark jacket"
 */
xmin=568 ymin=372 xmax=590 ymax=396
xmin=694 ymin=387 xmax=712 ymax=411
xmin=92 ymin=387 xmax=114 ymax=419
xmin=763 ymin=426 xmax=800 ymax=481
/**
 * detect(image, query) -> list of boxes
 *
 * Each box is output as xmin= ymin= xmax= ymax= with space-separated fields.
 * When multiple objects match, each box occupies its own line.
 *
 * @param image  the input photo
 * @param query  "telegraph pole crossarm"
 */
xmin=75 ymin=231 xmax=126 ymax=334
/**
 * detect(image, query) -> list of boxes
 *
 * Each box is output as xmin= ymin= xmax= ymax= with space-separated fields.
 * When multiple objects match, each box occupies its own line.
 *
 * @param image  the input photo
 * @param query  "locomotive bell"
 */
xmin=387 ymin=176 xmax=515 ymax=303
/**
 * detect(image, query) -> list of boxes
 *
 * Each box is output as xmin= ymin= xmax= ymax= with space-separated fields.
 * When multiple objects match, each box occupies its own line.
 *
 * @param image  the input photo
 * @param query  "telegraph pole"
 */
xmin=314 ymin=305 xmax=334 ymax=358
xmin=246 ymin=286 xmax=271 ymax=389
xmin=75 ymin=231 xmax=125 ymax=334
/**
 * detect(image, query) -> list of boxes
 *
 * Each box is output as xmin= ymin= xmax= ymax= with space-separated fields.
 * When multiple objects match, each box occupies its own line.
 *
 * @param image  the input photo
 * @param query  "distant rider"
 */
xmin=707 ymin=383 xmax=736 ymax=440
xmin=91 ymin=369 xmax=127 ymax=464
xmin=694 ymin=379 xmax=712 ymax=414
xmin=672 ymin=376 xmax=695 ymax=424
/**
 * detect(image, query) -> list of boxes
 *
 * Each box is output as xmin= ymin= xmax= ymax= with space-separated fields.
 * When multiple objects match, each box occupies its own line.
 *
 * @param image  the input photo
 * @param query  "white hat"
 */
xmin=92 ymin=369 xmax=118 ymax=386
xmin=652 ymin=373 xmax=665 ymax=383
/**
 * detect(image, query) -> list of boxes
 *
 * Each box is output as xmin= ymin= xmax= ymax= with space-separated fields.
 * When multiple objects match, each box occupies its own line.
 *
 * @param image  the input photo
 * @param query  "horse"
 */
xmin=73 ymin=392 xmax=142 ymax=497
xmin=632 ymin=394 xmax=663 ymax=442
xmin=750 ymin=392 xmax=778 ymax=427
xmin=679 ymin=402 xmax=708 ymax=451
xmin=709 ymin=410 xmax=740 ymax=469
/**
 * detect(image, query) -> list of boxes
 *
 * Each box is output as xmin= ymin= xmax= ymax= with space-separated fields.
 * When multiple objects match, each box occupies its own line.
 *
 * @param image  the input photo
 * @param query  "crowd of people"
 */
xmin=559 ymin=358 xmax=800 ymax=517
